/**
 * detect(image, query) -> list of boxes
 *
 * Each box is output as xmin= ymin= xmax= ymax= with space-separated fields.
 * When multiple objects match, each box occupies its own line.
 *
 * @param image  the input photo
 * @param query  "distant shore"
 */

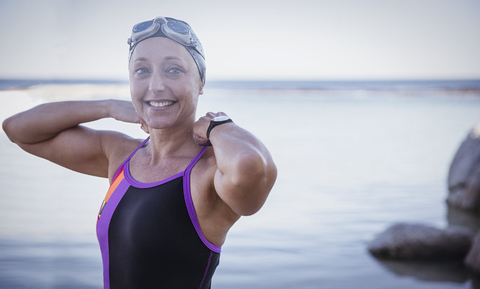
xmin=1 ymin=78 xmax=480 ymax=93
xmin=0 ymin=79 xmax=127 ymax=91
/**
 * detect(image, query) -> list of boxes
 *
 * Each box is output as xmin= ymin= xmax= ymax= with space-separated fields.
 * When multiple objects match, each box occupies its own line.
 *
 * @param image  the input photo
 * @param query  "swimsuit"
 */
xmin=96 ymin=137 xmax=221 ymax=289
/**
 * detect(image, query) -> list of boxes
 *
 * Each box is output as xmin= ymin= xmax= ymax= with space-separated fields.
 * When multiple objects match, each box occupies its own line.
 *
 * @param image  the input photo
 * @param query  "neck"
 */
xmin=145 ymin=124 xmax=199 ymax=163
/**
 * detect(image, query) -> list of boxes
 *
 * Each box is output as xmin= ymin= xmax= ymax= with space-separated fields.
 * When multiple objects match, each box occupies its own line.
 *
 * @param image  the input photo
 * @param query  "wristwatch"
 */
xmin=200 ymin=116 xmax=233 ymax=146
xmin=206 ymin=116 xmax=233 ymax=139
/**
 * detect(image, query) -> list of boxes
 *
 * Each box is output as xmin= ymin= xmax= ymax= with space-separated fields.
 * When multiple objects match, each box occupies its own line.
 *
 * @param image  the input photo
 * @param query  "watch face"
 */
xmin=213 ymin=115 xmax=230 ymax=122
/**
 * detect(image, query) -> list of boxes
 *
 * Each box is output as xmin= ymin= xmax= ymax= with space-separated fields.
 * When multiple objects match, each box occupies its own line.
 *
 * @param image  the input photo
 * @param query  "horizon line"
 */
xmin=1 ymin=78 xmax=480 ymax=91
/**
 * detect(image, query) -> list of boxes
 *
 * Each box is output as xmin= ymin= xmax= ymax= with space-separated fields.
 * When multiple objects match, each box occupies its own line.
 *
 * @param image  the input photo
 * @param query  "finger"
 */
xmin=140 ymin=122 xmax=150 ymax=134
xmin=194 ymin=133 xmax=208 ymax=142
xmin=206 ymin=112 xmax=227 ymax=118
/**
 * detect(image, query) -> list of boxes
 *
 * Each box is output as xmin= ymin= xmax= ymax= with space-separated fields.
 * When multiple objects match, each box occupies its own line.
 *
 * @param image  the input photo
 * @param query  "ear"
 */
xmin=199 ymin=83 xmax=204 ymax=95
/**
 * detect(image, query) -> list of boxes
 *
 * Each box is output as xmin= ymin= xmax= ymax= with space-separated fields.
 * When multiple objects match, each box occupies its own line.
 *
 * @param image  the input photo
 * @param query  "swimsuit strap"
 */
xmin=185 ymin=145 xmax=208 ymax=172
xmin=126 ymin=136 xmax=151 ymax=163
xmin=183 ymin=146 xmax=221 ymax=253
xmin=112 ymin=136 xmax=150 ymax=180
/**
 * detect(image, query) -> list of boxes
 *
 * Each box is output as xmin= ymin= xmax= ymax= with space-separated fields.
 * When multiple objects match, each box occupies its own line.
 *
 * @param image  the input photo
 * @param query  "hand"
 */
xmin=193 ymin=112 xmax=228 ymax=144
xmin=107 ymin=100 xmax=149 ymax=134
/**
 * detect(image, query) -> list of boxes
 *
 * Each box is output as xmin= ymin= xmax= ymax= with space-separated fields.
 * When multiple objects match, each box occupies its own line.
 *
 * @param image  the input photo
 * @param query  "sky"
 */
xmin=0 ymin=0 xmax=479 ymax=81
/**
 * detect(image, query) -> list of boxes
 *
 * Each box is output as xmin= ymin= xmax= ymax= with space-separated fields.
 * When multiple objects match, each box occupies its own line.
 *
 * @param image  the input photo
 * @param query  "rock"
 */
xmin=375 ymin=259 xmax=468 ymax=283
xmin=465 ymin=230 xmax=480 ymax=275
xmin=367 ymin=223 xmax=473 ymax=261
xmin=447 ymin=123 xmax=480 ymax=211
xmin=447 ymin=204 xmax=480 ymax=234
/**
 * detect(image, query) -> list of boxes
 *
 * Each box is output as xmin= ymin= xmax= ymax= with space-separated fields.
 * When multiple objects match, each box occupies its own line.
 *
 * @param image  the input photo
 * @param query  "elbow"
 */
xmin=3 ymin=114 xmax=28 ymax=144
xmin=2 ymin=116 xmax=16 ymax=143
xmin=233 ymin=150 xmax=276 ymax=189
xmin=237 ymin=204 xmax=263 ymax=217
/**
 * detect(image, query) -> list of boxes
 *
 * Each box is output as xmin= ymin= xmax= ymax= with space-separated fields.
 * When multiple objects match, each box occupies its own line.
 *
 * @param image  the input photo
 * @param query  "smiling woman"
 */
xmin=2 ymin=16 xmax=277 ymax=289
xmin=129 ymin=37 xmax=203 ymax=131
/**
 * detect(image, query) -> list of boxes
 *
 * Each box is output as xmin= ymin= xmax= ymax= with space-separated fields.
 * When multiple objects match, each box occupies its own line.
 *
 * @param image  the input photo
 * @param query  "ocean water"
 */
xmin=1 ymin=81 xmax=480 ymax=288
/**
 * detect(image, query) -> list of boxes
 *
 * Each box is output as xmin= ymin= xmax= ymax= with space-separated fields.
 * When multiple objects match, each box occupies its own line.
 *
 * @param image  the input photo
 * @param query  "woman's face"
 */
xmin=128 ymin=37 xmax=203 ymax=131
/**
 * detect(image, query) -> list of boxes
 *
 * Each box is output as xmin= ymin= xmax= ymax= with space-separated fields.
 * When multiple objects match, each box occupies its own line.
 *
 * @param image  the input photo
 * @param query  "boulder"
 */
xmin=447 ymin=204 xmax=480 ymax=234
xmin=447 ymin=124 xmax=480 ymax=211
xmin=367 ymin=223 xmax=473 ymax=261
xmin=375 ymin=259 xmax=468 ymax=283
xmin=465 ymin=230 xmax=480 ymax=275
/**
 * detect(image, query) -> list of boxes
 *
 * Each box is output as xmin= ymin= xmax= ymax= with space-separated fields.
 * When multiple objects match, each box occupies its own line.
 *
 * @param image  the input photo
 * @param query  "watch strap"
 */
xmin=199 ymin=117 xmax=233 ymax=146
xmin=206 ymin=118 xmax=233 ymax=139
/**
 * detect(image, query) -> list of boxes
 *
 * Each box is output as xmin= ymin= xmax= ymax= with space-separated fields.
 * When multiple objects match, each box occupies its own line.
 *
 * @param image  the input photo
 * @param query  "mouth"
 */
xmin=146 ymin=100 xmax=176 ymax=108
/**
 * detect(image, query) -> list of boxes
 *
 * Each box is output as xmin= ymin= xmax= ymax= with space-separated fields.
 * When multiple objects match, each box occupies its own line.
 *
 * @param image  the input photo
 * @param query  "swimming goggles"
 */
xmin=127 ymin=16 xmax=206 ymax=84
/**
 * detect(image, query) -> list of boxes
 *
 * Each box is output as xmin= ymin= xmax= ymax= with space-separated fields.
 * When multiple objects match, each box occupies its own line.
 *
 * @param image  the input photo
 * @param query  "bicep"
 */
xmin=16 ymin=125 xmax=111 ymax=178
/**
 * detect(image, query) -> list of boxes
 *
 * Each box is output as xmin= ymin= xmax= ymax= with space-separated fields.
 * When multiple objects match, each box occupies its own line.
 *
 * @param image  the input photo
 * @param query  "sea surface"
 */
xmin=1 ymin=80 xmax=480 ymax=288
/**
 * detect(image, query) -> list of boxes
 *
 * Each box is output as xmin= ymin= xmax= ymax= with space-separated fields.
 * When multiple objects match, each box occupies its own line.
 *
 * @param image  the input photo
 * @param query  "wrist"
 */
xmin=206 ymin=116 xmax=233 ymax=140
xmin=100 ymin=99 xmax=117 ymax=119
xmin=199 ymin=116 xmax=233 ymax=146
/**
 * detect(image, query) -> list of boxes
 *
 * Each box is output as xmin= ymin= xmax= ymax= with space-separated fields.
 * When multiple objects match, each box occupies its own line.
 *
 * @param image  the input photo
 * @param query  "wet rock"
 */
xmin=368 ymin=223 xmax=473 ymax=261
xmin=447 ymin=124 xmax=480 ymax=211
xmin=376 ymin=259 xmax=468 ymax=283
xmin=465 ymin=230 xmax=480 ymax=275
xmin=447 ymin=204 xmax=480 ymax=233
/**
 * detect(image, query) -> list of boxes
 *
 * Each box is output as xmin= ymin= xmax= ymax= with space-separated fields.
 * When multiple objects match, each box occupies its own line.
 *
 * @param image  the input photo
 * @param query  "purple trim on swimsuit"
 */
xmin=124 ymin=164 xmax=183 ymax=188
xmin=97 ymin=137 xmax=149 ymax=289
xmin=198 ymin=251 xmax=213 ymax=289
xmin=184 ymin=146 xmax=222 ymax=253
xmin=118 ymin=136 xmax=186 ymax=188
xmin=96 ymin=177 xmax=130 ymax=289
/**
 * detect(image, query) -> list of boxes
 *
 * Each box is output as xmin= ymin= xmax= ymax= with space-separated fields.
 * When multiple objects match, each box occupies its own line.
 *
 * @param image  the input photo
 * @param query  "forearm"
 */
xmin=3 ymin=100 xmax=110 ymax=145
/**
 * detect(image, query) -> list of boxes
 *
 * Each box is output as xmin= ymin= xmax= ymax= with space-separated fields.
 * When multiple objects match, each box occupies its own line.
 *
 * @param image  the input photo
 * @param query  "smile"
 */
xmin=147 ymin=101 xmax=175 ymax=108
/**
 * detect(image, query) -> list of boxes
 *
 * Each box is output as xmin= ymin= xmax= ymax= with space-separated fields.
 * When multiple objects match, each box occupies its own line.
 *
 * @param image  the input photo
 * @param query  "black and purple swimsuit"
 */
xmin=96 ymin=137 xmax=221 ymax=289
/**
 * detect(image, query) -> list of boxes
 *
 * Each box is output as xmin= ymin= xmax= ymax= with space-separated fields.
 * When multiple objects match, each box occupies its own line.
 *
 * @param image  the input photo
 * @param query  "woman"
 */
xmin=2 ymin=16 xmax=277 ymax=289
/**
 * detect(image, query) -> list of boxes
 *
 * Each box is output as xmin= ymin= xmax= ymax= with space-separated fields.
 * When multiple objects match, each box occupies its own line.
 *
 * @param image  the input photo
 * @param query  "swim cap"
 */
xmin=128 ymin=17 xmax=206 ymax=85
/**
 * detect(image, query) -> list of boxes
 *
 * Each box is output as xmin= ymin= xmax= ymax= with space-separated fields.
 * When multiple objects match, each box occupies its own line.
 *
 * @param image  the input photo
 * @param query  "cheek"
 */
xmin=186 ymin=94 xmax=200 ymax=113
xmin=128 ymin=67 xmax=146 ymax=99
xmin=129 ymin=83 xmax=145 ymax=113
xmin=129 ymin=80 xmax=145 ymax=100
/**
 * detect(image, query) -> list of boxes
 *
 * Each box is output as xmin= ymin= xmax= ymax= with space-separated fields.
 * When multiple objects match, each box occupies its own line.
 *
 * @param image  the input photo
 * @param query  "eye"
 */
xmin=134 ymin=67 xmax=149 ymax=75
xmin=166 ymin=66 xmax=182 ymax=74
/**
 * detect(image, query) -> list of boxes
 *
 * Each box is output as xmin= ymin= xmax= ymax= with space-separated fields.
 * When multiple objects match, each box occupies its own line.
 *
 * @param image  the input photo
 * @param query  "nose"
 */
xmin=149 ymin=70 xmax=165 ymax=93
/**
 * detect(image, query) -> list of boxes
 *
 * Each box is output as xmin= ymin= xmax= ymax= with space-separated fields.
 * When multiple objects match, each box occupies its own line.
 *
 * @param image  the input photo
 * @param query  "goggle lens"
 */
xmin=166 ymin=19 xmax=189 ymax=35
xmin=132 ymin=20 xmax=154 ymax=33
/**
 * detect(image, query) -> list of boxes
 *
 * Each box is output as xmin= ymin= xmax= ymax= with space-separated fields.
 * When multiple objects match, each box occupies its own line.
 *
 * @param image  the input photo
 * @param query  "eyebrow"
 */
xmin=132 ymin=56 xmax=182 ymax=63
xmin=132 ymin=57 xmax=148 ymax=63
xmin=164 ymin=56 xmax=181 ymax=61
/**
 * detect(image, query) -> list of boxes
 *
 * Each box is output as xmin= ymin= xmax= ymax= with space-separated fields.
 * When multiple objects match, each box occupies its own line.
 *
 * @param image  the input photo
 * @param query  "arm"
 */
xmin=194 ymin=112 xmax=277 ymax=216
xmin=2 ymin=99 xmax=145 ymax=178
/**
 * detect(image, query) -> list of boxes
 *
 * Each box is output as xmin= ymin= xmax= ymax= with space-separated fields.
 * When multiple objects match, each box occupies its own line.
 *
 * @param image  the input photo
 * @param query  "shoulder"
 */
xmin=99 ymin=131 xmax=146 ymax=182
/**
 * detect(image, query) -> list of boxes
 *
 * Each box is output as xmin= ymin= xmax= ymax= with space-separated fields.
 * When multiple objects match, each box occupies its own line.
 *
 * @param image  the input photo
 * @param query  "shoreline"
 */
xmin=1 ymin=78 xmax=480 ymax=92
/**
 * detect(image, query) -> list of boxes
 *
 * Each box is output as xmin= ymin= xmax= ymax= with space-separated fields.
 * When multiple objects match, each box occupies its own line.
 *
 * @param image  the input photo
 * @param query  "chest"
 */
xmin=109 ymin=178 xmax=199 ymax=249
xmin=128 ymin=155 xmax=192 ymax=183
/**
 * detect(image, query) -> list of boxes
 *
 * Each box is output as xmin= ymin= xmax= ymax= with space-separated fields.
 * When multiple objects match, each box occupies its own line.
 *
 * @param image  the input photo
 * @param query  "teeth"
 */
xmin=148 ymin=101 xmax=174 ymax=108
